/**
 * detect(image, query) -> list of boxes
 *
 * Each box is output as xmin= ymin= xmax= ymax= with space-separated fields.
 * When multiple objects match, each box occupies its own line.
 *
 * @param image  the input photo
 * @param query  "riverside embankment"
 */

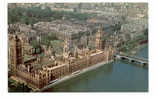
xmin=47 ymin=45 xmax=148 ymax=92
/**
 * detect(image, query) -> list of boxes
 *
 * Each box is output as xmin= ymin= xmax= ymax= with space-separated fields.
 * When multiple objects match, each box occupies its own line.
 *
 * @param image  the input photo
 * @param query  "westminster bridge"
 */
xmin=114 ymin=53 xmax=148 ymax=67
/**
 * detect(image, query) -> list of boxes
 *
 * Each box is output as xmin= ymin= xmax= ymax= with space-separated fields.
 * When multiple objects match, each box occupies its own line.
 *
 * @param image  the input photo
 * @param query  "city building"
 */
xmin=8 ymin=26 xmax=114 ymax=90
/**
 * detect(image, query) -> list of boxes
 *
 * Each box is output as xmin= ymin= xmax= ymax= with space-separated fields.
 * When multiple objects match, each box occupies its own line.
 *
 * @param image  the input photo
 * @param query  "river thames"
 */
xmin=49 ymin=45 xmax=148 ymax=92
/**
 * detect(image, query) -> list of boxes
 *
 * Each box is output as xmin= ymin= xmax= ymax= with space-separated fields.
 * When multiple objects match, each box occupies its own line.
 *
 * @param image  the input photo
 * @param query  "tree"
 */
xmin=144 ymin=28 xmax=148 ymax=37
xmin=113 ymin=22 xmax=121 ymax=32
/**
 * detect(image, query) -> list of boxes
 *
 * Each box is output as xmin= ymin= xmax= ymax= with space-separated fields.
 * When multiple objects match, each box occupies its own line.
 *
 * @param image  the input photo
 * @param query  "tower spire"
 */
xmin=63 ymin=32 xmax=70 ymax=62
xmin=95 ymin=25 xmax=103 ymax=50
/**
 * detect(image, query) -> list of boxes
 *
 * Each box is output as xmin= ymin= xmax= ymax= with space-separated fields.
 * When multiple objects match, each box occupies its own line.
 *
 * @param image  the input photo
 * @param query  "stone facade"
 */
xmin=95 ymin=26 xmax=103 ymax=50
xmin=8 ymin=27 xmax=114 ymax=90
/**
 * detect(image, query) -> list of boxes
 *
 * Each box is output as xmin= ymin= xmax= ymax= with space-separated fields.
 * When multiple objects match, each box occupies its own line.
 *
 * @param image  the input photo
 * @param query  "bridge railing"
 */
xmin=115 ymin=54 xmax=148 ymax=63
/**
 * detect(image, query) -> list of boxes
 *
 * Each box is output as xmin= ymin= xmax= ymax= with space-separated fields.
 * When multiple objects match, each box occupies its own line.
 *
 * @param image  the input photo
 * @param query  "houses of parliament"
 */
xmin=8 ymin=25 xmax=115 ymax=90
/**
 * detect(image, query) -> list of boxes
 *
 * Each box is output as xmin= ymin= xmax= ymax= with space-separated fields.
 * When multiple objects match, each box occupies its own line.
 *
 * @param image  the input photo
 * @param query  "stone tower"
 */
xmin=63 ymin=38 xmax=70 ymax=61
xmin=95 ymin=25 xmax=103 ymax=50
xmin=74 ymin=46 xmax=78 ymax=58
xmin=9 ymin=35 xmax=24 ymax=72
xmin=63 ymin=38 xmax=69 ymax=54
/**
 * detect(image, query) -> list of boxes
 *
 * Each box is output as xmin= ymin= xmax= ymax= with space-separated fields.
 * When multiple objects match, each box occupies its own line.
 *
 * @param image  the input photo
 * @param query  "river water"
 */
xmin=49 ymin=45 xmax=148 ymax=92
